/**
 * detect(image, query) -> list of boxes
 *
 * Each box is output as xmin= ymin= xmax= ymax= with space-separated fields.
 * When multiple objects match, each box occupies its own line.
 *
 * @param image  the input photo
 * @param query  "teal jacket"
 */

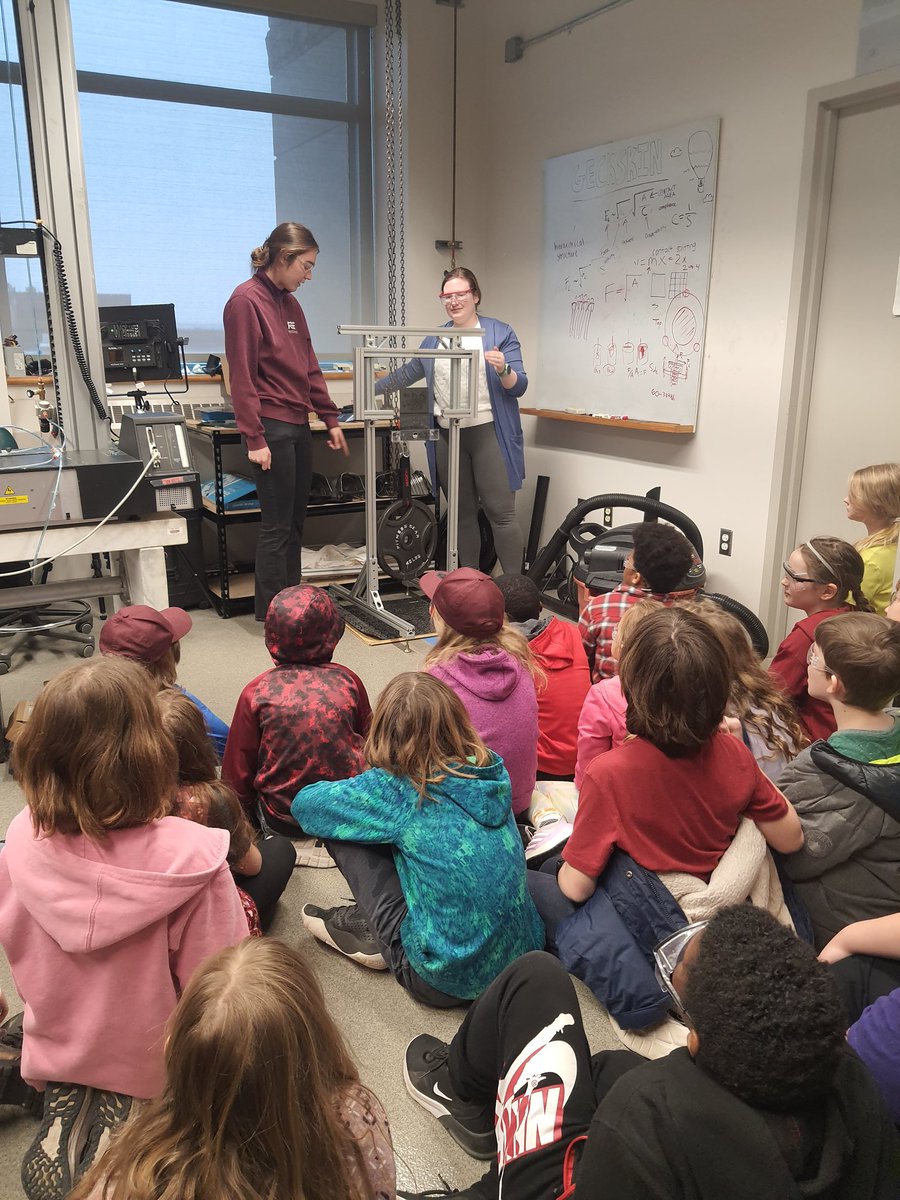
xmin=292 ymin=753 xmax=544 ymax=998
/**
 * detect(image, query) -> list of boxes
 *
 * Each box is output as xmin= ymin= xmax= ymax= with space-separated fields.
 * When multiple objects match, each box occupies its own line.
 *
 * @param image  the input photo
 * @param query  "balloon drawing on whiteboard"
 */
xmin=688 ymin=130 xmax=714 ymax=193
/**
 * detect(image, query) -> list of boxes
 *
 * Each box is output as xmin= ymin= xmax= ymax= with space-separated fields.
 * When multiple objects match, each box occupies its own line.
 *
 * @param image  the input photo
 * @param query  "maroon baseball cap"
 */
xmin=419 ymin=567 xmax=505 ymax=636
xmin=99 ymin=604 xmax=193 ymax=664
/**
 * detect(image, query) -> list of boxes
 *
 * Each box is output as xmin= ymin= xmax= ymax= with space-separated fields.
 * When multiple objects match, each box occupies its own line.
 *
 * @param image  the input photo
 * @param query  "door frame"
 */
xmin=761 ymin=64 xmax=900 ymax=640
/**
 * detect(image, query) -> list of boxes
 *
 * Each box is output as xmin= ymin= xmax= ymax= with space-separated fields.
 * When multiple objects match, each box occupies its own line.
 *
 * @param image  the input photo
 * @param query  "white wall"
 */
xmin=397 ymin=0 xmax=862 ymax=611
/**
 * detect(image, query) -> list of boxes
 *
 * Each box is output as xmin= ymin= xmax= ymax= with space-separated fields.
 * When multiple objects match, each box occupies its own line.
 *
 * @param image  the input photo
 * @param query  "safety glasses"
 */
xmin=653 ymin=921 xmax=708 ymax=1017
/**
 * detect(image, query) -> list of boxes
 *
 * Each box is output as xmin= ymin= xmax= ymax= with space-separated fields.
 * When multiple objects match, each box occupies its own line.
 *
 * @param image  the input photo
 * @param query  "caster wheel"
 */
xmin=80 ymin=644 xmax=95 ymax=658
xmin=0 ymin=658 xmax=9 ymax=675
xmin=75 ymin=620 xmax=93 ymax=634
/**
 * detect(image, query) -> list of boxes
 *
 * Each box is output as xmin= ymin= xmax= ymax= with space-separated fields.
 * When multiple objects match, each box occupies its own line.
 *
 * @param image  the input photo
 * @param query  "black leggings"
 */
xmin=233 ymin=831 xmax=295 ymax=930
xmin=446 ymin=951 xmax=641 ymax=1199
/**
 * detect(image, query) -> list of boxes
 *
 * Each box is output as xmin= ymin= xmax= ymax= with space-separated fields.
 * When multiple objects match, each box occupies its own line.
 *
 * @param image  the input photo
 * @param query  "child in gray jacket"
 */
xmin=779 ymin=611 xmax=900 ymax=949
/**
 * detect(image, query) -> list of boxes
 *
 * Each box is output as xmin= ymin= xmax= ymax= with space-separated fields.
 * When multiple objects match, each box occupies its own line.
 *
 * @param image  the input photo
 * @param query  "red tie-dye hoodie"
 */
xmin=222 ymin=586 xmax=371 ymax=835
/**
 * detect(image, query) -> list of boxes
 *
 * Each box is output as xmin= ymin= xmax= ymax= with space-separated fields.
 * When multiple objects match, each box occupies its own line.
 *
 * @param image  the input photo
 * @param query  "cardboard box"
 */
xmin=4 ymin=700 xmax=34 ymax=746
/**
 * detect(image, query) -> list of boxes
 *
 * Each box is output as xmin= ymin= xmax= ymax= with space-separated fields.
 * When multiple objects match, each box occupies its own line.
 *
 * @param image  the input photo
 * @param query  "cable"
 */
xmin=27 ymin=419 xmax=68 ymax=572
xmin=0 ymin=450 xmax=161 ymax=579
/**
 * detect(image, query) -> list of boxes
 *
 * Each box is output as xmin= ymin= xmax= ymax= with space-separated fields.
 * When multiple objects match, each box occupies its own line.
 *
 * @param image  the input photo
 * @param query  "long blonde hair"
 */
xmin=71 ymin=939 xmax=379 ymax=1200
xmin=424 ymin=618 xmax=539 ymax=679
xmin=366 ymin=673 xmax=492 ymax=803
xmin=848 ymin=463 xmax=900 ymax=550
xmin=680 ymin=599 xmax=807 ymax=761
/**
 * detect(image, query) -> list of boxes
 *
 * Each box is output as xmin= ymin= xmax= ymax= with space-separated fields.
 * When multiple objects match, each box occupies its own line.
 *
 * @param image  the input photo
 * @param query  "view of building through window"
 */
xmin=0 ymin=0 xmax=374 ymax=370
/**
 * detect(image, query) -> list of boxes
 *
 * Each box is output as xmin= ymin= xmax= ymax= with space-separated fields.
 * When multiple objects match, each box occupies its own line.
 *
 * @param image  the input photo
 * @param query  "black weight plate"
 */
xmin=376 ymin=500 xmax=438 ymax=585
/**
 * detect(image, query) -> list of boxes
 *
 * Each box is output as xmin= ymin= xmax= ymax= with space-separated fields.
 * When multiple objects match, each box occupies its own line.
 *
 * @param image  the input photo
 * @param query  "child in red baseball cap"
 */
xmin=421 ymin=568 xmax=540 ymax=818
xmin=99 ymin=605 xmax=230 ymax=758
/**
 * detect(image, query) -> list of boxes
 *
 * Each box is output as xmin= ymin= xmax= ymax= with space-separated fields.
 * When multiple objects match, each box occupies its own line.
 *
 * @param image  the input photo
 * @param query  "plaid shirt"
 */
xmin=579 ymin=584 xmax=684 ymax=682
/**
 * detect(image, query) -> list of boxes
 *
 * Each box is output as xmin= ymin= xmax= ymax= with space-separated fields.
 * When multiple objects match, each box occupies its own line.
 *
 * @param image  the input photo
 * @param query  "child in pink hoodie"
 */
xmin=421 ymin=568 xmax=539 ymax=817
xmin=0 ymin=656 xmax=247 ymax=1199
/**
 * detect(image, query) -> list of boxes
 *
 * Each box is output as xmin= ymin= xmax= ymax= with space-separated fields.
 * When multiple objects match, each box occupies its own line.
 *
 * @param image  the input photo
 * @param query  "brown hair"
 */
xmin=12 ymin=658 xmax=175 ymax=839
xmin=157 ymin=689 xmax=254 ymax=866
xmin=424 ymin=618 xmax=539 ymax=680
xmin=848 ymin=463 xmax=900 ymax=550
xmin=142 ymin=642 xmax=180 ymax=687
xmin=797 ymin=537 xmax=872 ymax=612
xmin=441 ymin=266 xmax=481 ymax=305
xmin=816 ymin=611 xmax=900 ymax=710
xmin=679 ymin=599 xmax=806 ymax=760
xmin=366 ymin=673 xmax=492 ymax=803
xmin=71 ymin=938 xmax=378 ymax=1200
xmin=251 ymin=221 xmax=319 ymax=271
xmin=617 ymin=606 xmax=730 ymax=756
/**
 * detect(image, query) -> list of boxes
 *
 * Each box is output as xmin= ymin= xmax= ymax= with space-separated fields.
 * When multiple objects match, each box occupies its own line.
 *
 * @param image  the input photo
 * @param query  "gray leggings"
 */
xmin=436 ymin=423 xmax=524 ymax=573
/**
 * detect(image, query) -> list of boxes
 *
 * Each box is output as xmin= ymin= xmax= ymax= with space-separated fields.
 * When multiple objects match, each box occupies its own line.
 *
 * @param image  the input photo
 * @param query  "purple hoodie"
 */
xmin=428 ymin=647 xmax=538 ymax=814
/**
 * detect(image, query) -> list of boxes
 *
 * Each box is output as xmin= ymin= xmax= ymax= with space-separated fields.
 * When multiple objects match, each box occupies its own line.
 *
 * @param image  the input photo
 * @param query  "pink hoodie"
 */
xmin=0 ymin=811 xmax=248 ymax=1099
xmin=575 ymin=676 xmax=628 ymax=789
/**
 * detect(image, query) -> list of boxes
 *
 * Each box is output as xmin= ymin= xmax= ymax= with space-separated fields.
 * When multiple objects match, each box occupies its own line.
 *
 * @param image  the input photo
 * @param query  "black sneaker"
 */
xmin=403 ymin=1035 xmax=495 ymax=1160
xmin=21 ymin=1082 xmax=93 ymax=1200
xmin=75 ymin=1089 xmax=133 ymax=1185
xmin=302 ymin=903 xmax=388 ymax=970
xmin=0 ymin=1013 xmax=41 ymax=1114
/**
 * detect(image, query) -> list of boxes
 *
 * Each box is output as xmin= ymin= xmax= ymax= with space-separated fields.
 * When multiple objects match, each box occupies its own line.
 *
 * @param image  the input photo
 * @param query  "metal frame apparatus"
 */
xmin=334 ymin=324 xmax=484 ymax=636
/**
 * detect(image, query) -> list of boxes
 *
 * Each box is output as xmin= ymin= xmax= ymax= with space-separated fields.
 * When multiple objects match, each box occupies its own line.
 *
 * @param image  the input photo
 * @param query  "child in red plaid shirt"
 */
xmin=578 ymin=523 xmax=700 ymax=682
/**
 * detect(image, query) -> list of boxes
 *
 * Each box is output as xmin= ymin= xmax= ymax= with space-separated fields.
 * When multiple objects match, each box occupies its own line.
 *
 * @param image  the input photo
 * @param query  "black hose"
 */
xmin=49 ymin=237 xmax=108 ymax=421
xmin=527 ymin=493 xmax=704 ymax=590
xmin=701 ymin=591 xmax=769 ymax=658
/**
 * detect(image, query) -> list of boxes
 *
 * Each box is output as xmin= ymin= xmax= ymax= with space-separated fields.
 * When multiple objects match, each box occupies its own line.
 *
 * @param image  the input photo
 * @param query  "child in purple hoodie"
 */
xmin=421 ymin=568 xmax=539 ymax=817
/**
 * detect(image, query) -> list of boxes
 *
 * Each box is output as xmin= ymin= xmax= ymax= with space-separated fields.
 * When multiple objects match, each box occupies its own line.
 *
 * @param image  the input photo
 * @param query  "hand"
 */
xmin=817 ymin=935 xmax=850 ymax=965
xmin=886 ymin=596 xmax=900 ymax=623
xmin=327 ymin=427 xmax=350 ymax=456
xmin=248 ymin=445 xmax=271 ymax=471
xmin=484 ymin=346 xmax=506 ymax=375
xmin=719 ymin=715 xmax=742 ymax=738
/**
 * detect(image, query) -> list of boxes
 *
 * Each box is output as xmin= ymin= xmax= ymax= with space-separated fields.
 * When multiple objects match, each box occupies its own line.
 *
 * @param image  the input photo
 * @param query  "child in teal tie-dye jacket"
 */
xmin=293 ymin=672 xmax=544 ymax=1007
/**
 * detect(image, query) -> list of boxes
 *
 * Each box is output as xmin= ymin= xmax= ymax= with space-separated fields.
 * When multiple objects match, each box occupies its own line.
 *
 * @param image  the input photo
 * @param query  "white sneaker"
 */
xmin=292 ymin=836 xmax=335 ymax=869
xmin=524 ymin=820 xmax=573 ymax=865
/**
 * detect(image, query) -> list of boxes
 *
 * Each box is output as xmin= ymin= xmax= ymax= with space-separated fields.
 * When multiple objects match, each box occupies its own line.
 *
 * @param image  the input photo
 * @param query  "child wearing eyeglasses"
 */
xmin=778 ymin=611 xmax=900 ymax=950
xmin=401 ymin=906 xmax=896 ymax=1200
xmin=770 ymin=537 xmax=872 ymax=741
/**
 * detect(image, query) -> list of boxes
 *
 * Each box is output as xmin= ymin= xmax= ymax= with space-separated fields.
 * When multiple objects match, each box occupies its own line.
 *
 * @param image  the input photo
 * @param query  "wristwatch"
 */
xmin=499 ymin=363 xmax=512 ymax=377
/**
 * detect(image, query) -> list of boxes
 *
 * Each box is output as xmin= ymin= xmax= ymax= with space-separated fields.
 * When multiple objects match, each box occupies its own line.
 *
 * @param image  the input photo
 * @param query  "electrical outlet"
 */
xmin=719 ymin=528 xmax=733 ymax=556
xmin=602 ymin=507 xmax=613 ymax=527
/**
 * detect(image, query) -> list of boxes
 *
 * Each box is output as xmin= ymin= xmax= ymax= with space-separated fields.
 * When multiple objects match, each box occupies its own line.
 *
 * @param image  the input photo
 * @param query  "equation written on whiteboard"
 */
xmin=539 ymin=119 xmax=719 ymax=428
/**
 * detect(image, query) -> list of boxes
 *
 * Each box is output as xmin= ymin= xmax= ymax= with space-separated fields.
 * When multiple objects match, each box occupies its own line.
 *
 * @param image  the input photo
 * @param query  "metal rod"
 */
xmin=511 ymin=0 xmax=633 ymax=57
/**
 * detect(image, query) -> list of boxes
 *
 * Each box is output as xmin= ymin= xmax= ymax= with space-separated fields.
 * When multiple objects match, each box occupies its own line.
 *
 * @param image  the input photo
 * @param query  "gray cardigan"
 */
xmin=779 ymin=741 xmax=900 ymax=949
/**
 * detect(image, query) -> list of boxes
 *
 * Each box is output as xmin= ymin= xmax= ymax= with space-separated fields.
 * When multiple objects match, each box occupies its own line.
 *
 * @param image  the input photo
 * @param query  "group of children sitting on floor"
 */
xmin=0 ymin=461 xmax=899 ymax=1198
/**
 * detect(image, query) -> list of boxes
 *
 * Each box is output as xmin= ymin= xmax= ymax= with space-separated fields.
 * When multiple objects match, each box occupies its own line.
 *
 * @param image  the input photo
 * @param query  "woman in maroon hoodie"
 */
xmin=224 ymin=222 xmax=348 ymax=621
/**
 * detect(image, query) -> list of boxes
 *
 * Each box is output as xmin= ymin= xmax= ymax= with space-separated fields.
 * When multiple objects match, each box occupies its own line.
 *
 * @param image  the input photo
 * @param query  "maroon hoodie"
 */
xmin=223 ymin=269 xmax=339 ymax=450
xmin=222 ymin=586 xmax=371 ymax=833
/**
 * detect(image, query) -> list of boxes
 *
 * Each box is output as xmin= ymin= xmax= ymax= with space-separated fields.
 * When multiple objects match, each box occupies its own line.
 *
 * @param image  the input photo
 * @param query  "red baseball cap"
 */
xmin=419 ymin=567 xmax=505 ymax=636
xmin=99 ymin=604 xmax=193 ymax=664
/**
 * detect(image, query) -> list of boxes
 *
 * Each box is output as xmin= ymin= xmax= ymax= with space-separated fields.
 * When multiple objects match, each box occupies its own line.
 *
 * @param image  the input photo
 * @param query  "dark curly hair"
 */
xmin=631 ymin=523 xmax=695 ymax=594
xmin=494 ymin=573 xmax=542 ymax=623
xmin=683 ymin=906 xmax=846 ymax=1110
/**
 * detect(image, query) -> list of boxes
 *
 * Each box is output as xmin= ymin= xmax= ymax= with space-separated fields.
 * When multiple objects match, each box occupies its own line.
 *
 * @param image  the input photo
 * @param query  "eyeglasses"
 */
xmin=782 ymin=560 xmax=826 ymax=585
xmin=653 ymin=921 xmax=708 ymax=1017
xmin=438 ymin=290 xmax=473 ymax=303
xmin=806 ymin=644 xmax=832 ymax=674
xmin=297 ymin=259 xmax=316 ymax=274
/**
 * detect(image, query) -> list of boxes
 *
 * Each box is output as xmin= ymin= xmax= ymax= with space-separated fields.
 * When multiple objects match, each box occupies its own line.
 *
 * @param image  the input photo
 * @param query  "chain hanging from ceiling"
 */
xmin=384 ymin=0 xmax=406 ymax=329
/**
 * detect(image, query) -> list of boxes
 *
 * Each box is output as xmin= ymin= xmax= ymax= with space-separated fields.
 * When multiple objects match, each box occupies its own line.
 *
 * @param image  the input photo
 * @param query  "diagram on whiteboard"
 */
xmin=539 ymin=118 xmax=719 ymax=428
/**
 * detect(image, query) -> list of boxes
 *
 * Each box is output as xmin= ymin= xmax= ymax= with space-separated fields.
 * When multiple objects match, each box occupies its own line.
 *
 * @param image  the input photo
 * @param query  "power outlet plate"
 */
xmin=719 ymin=528 xmax=733 ymax=556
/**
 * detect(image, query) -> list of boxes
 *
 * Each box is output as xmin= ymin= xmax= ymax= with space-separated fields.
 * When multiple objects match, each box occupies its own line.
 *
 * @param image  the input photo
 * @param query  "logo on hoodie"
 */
xmin=286 ymin=320 xmax=297 ymax=332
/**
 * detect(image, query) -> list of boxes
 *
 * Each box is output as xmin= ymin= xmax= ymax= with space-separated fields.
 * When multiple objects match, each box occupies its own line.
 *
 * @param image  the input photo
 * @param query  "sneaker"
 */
xmin=403 ymin=1035 xmax=495 ymax=1160
xmin=0 ymin=1013 xmax=41 ymax=1114
xmin=75 ymin=1089 xmax=133 ymax=1184
xmin=524 ymin=819 xmax=573 ymax=868
xmin=302 ymin=903 xmax=388 ymax=970
xmin=292 ymin=836 xmax=335 ymax=869
xmin=21 ymin=1082 xmax=93 ymax=1200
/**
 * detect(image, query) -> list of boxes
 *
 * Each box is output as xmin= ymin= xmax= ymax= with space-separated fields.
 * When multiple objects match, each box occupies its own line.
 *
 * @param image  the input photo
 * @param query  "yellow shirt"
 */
xmin=858 ymin=542 xmax=897 ymax=615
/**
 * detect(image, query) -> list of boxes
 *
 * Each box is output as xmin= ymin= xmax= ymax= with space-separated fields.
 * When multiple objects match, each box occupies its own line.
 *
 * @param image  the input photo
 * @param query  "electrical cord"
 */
xmin=0 ymin=449 xmax=161 ymax=579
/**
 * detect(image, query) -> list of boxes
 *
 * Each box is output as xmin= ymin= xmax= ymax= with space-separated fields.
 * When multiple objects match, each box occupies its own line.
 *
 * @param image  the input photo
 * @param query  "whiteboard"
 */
xmin=537 ymin=118 xmax=719 ymax=430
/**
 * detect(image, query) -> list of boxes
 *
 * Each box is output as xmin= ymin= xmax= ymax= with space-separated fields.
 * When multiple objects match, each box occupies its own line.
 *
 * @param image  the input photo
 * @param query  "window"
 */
xmin=69 ymin=0 xmax=374 ymax=361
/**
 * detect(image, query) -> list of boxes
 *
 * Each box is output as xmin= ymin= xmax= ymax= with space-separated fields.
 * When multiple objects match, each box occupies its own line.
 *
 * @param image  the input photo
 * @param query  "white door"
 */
xmin=789 ymin=97 xmax=900 ymax=627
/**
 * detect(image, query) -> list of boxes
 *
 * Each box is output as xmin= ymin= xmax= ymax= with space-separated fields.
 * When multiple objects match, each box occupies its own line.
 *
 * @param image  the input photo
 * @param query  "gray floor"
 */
xmin=0 ymin=601 xmax=620 ymax=1196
